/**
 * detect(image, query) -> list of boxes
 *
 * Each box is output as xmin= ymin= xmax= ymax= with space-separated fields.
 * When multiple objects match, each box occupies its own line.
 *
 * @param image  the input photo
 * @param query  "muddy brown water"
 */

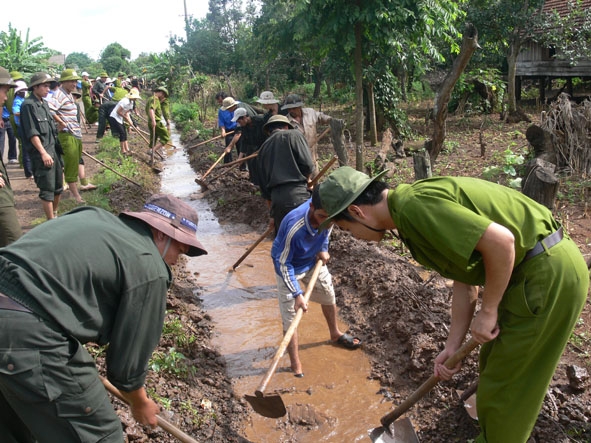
xmin=161 ymin=133 xmax=395 ymax=442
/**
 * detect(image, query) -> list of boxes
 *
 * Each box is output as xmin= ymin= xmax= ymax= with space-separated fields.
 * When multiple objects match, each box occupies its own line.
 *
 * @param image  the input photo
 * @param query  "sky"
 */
xmin=1 ymin=0 xmax=210 ymax=60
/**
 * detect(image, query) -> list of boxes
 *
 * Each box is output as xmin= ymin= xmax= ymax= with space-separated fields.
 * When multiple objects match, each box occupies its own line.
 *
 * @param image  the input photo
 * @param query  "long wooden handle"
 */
xmin=187 ymin=131 xmax=234 ymax=151
xmin=200 ymin=150 xmax=227 ymax=180
xmin=309 ymin=127 xmax=331 ymax=151
xmin=232 ymin=224 xmax=274 ymax=270
xmin=255 ymin=260 xmax=323 ymax=396
xmin=380 ymin=337 xmax=479 ymax=428
xmin=82 ymin=151 xmax=143 ymax=188
xmin=99 ymin=376 xmax=198 ymax=443
xmin=217 ymin=152 xmax=258 ymax=169
xmin=309 ymin=156 xmax=338 ymax=188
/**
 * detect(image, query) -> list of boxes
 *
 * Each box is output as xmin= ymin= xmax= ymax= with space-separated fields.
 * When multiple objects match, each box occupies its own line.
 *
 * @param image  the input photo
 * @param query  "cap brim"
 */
xmin=318 ymin=169 xmax=389 ymax=231
xmin=121 ymin=212 xmax=208 ymax=257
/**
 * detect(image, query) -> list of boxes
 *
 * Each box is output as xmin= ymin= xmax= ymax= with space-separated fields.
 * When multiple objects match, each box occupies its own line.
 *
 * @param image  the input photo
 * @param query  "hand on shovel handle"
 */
xmin=99 ymin=376 xmax=198 ymax=443
xmin=380 ymin=337 xmax=479 ymax=429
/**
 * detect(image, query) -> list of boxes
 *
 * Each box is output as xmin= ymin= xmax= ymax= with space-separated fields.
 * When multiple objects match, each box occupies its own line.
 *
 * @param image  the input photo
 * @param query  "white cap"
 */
xmin=231 ymin=107 xmax=248 ymax=122
xmin=81 ymin=71 xmax=89 ymax=77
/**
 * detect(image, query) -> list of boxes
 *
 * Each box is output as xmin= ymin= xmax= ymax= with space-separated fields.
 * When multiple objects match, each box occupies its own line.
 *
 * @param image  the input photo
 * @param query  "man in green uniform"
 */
xmin=0 ymin=67 xmax=21 ymax=246
xmin=0 ymin=193 xmax=207 ymax=442
xmin=145 ymin=86 xmax=170 ymax=157
xmin=316 ymin=167 xmax=589 ymax=443
xmin=20 ymin=72 xmax=64 ymax=220
xmin=80 ymin=71 xmax=98 ymax=124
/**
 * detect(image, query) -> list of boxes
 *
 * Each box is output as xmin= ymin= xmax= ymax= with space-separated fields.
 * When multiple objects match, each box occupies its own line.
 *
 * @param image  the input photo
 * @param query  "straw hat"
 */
xmin=220 ymin=97 xmax=238 ymax=111
xmin=126 ymin=89 xmax=141 ymax=100
xmin=120 ymin=194 xmax=207 ymax=257
xmin=262 ymin=114 xmax=293 ymax=132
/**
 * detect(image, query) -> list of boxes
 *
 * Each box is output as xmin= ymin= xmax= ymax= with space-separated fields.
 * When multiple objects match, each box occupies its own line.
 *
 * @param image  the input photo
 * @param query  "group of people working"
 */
xmin=0 ymin=76 xmax=588 ymax=443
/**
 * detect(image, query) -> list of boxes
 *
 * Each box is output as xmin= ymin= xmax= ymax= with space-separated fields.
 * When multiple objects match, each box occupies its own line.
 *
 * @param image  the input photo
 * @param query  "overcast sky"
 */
xmin=1 ymin=0 xmax=210 ymax=60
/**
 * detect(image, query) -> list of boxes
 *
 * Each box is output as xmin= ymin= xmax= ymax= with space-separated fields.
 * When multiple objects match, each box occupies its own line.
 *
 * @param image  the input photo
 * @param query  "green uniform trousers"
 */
xmin=58 ymin=132 xmax=82 ymax=184
xmin=148 ymin=122 xmax=170 ymax=146
xmin=0 ymin=206 xmax=22 ymax=247
xmin=475 ymin=237 xmax=589 ymax=443
xmin=0 ymin=310 xmax=123 ymax=443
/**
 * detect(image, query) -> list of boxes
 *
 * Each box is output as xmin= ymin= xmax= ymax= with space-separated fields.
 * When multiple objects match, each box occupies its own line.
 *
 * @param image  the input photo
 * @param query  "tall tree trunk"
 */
xmin=313 ymin=66 xmax=323 ymax=99
xmin=367 ymin=82 xmax=378 ymax=146
xmin=354 ymin=22 xmax=364 ymax=171
xmin=506 ymin=40 xmax=519 ymax=114
xmin=426 ymin=23 xmax=479 ymax=162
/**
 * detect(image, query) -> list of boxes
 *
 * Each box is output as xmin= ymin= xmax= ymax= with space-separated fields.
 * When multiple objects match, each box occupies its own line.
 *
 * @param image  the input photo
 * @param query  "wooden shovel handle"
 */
xmin=380 ymin=337 xmax=479 ymax=429
xmin=217 ymin=152 xmax=258 ymax=169
xmin=187 ymin=131 xmax=234 ymax=151
xmin=99 ymin=376 xmax=198 ymax=443
xmin=232 ymin=224 xmax=274 ymax=270
xmin=255 ymin=259 xmax=324 ymax=396
xmin=309 ymin=156 xmax=338 ymax=189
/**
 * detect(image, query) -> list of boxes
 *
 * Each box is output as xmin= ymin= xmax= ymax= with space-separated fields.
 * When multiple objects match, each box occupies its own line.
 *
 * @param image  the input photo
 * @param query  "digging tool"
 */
xmin=245 ymin=259 xmax=323 ymax=418
xmin=99 ymin=376 xmax=198 ymax=443
xmin=82 ymin=151 xmax=143 ymax=188
xmin=134 ymin=128 xmax=166 ymax=161
xmin=201 ymin=152 xmax=259 ymax=189
xmin=195 ymin=150 xmax=227 ymax=189
xmin=308 ymin=155 xmax=338 ymax=189
xmin=231 ymin=224 xmax=273 ymax=270
xmin=187 ymin=132 xmax=234 ymax=152
xmin=368 ymin=337 xmax=479 ymax=443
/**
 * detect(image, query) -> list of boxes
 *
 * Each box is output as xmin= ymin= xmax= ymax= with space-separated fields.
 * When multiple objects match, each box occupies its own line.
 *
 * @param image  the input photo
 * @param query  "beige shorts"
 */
xmin=275 ymin=264 xmax=335 ymax=330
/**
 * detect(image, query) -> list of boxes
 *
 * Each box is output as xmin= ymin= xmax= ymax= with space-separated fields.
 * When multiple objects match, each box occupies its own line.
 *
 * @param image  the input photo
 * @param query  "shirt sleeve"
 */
xmin=274 ymin=228 xmax=304 ymax=298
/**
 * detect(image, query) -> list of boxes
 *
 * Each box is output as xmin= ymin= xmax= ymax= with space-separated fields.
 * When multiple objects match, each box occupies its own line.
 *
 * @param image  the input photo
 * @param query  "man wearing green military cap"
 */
xmin=145 ymin=86 xmax=170 ymax=159
xmin=0 ymin=66 xmax=22 ymax=246
xmin=316 ymin=166 xmax=589 ymax=443
xmin=20 ymin=72 xmax=64 ymax=220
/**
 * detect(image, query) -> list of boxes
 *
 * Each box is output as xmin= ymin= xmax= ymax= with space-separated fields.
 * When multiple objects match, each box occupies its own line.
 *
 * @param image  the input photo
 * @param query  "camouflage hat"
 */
xmin=154 ymin=86 xmax=168 ymax=97
xmin=59 ymin=68 xmax=81 ymax=82
xmin=0 ymin=67 xmax=17 ymax=88
xmin=281 ymin=93 xmax=304 ymax=110
xmin=10 ymin=71 xmax=24 ymax=81
xmin=28 ymin=72 xmax=54 ymax=89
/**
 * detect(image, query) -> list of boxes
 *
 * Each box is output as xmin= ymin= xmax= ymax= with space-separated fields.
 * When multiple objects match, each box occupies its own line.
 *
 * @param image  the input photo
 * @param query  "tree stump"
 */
xmin=522 ymin=158 xmax=559 ymax=210
xmin=413 ymin=149 xmax=432 ymax=180
xmin=526 ymin=125 xmax=556 ymax=163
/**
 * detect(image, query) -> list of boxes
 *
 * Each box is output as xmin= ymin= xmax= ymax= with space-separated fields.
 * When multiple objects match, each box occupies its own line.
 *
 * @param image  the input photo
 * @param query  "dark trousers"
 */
xmin=15 ymin=125 xmax=32 ymax=178
xmin=0 ymin=119 xmax=17 ymax=160
xmin=96 ymin=102 xmax=118 ymax=139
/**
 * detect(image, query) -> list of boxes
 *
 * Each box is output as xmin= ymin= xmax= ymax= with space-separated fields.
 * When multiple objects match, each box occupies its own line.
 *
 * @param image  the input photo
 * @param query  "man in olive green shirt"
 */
xmin=317 ymin=167 xmax=589 ymax=443
xmin=0 ymin=194 xmax=207 ymax=442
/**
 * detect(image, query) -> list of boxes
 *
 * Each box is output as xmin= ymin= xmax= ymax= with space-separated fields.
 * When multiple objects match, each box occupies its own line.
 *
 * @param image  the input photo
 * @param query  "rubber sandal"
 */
xmin=333 ymin=333 xmax=362 ymax=350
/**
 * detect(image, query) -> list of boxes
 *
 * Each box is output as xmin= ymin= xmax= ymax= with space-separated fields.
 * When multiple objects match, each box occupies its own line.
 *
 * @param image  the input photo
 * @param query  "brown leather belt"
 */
xmin=523 ymin=228 xmax=564 ymax=263
xmin=0 ymin=292 xmax=32 ymax=313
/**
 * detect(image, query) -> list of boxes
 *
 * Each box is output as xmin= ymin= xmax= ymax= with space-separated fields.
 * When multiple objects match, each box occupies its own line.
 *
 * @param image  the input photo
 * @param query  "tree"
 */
xmin=0 ymin=24 xmax=56 ymax=73
xmin=65 ymin=52 xmax=94 ymax=71
xmin=99 ymin=42 xmax=131 ymax=76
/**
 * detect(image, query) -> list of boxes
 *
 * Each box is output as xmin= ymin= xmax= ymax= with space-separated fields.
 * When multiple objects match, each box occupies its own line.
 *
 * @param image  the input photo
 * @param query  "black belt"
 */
xmin=523 ymin=228 xmax=564 ymax=263
xmin=0 ymin=292 xmax=31 ymax=313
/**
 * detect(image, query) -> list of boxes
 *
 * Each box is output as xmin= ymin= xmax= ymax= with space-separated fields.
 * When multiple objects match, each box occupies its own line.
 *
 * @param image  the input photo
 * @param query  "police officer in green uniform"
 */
xmin=0 ymin=193 xmax=207 ymax=442
xmin=20 ymin=72 xmax=64 ymax=220
xmin=316 ymin=167 xmax=589 ymax=443
xmin=145 ymin=86 xmax=170 ymax=156
xmin=0 ymin=67 xmax=21 ymax=246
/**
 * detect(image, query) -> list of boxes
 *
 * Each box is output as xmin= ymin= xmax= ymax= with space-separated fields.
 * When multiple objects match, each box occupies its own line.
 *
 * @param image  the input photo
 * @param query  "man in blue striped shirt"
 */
xmin=271 ymin=190 xmax=362 ymax=377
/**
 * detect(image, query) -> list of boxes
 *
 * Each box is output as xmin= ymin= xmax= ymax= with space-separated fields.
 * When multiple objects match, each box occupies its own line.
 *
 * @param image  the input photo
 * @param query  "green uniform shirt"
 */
xmin=161 ymin=98 xmax=170 ymax=124
xmin=0 ymin=159 xmax=15 ymax=208
xmin=20 ymin=94 xmax=59 ymax=157
xmin=145 ymin=95 xmax=162 ymax=122
xmin=0 ymin=207 xmax=172 ymax=391
xmin=111 ymin=86 xmax=128 ymax=101
xmin=389 ymin=176 xmax=559 ymax=285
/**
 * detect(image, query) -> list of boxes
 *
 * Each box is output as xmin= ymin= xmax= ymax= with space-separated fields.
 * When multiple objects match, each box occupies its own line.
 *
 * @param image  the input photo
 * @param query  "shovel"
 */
xmin=368 ymin=337 xmax=479 ymax=443
xmin=194 ymin=150 xmax=227 ymax=189
xmin=245 ymin=259 xmax=323 ymax=418
xmin=186 ymin=131 xmax=234 ymax=152
xmin=231 ymin=224 xmax=273 ymax=270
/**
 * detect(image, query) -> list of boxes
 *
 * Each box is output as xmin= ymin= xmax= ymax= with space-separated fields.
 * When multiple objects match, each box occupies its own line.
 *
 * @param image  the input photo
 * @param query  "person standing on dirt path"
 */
xmin=47 ymin=69 xmax=85 ymax=204
xmin=0 ymin=193 xmax=208 ymax=443
xmin=20 ymin=72 xmax=64 ymax=220
xmin=282 ymin=94 xmax=342 ymax=174
xmin=145 ymin=86 xmax=170 ymax=158
xmin=109 ymin=89 xmax=141 ymax=156
xmin=255 ymin=114 xmax=315 ymax=234
xmin=316 ymin=166 xmax=589 ymax=443
xmin=272 ymin=195 xmax=362 ymax=377
xmin=0 ymin=66 xmax=22 ymax=246
xmin=80 ymin=71 xmax=97 ymax=124
xmin=228 ymin=107 xmax=267 ymax=184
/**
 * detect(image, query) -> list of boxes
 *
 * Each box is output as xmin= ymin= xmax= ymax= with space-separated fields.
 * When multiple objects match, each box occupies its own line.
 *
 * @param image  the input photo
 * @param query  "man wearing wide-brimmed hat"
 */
xmin=0 ymin=193 xmax=207 ymax=442
xmin=256 ymin=90 xmax=282 ymax=120
xmin=20 ymin=71 xmax=64 ymax=220
xmin=47 ymin=68 xmax=85 ymax=203
xmin=255 ymin=114 xmax=315 ymax=233
xmin=0 ymin=66 xmax=22 ymax=246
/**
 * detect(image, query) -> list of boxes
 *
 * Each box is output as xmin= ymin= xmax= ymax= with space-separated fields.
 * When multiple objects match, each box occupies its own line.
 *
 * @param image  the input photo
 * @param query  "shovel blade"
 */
xmin=244 ymin=393 xmax=287 ymax=418
xmin=368 ymin=417 xmax=419 ymax=443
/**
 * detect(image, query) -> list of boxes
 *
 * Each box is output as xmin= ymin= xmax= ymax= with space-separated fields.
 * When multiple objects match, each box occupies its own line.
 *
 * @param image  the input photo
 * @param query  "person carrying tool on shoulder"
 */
xmin=316 ymin=166 xmax=589 ymax=443
xmin=272 ymin=193 xmax=362 ymax=377
xmin=0 ymin=194 xmax=207 ymax=442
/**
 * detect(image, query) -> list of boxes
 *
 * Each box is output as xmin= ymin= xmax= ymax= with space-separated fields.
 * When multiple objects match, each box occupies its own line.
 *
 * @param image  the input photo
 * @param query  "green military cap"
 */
xmin=10 ymin=70 xmax=24 ymax=81
xmin=59 ymin=68 xmax=81 ymax=82
xmin=0 ymin=67 xmax=17 ymax=88
xmin=154 ymin=86 xmax=168 ymax=97
xmin=318 ymin=166 xmax=388 ymax=230
xmin=99 ymin=72 xmax=108 ymax=78
xmin=118 ymin=71 xmax=126 ymax=77
xmin=28 ymin=72 xmax=54 ymax=89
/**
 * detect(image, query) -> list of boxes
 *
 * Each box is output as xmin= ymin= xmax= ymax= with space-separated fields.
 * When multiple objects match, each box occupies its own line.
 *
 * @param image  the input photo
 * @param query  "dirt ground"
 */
xmin=6 ymin=101 xmax=591 ymax=442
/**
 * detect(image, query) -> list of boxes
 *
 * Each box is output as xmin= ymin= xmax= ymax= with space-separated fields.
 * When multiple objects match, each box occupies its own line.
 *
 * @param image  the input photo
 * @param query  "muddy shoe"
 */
xmin=80 ymin=183 xmax=97 ymax=191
